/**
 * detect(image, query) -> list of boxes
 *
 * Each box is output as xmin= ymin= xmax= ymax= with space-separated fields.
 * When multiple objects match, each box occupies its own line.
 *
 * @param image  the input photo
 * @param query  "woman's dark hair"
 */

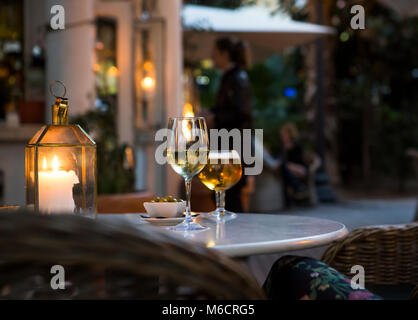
xmin=215 ymin=37 xmax=251 ymax=69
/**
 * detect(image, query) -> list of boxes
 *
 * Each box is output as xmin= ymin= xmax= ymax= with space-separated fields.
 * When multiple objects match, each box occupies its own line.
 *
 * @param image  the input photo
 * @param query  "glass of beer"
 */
xmin=198 ymin=150 xmax=242 ymax=220
xmin=167 ymin=117 xmax=209 ymax=231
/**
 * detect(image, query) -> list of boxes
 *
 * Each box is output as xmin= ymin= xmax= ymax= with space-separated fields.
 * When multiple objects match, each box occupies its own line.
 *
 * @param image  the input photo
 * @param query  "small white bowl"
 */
xmin=143 ymin=201 xmax=186 ymax=218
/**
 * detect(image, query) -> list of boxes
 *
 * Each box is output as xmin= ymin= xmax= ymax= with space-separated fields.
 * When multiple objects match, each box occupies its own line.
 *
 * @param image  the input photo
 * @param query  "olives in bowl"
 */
xmin=150 ymin=196 xmax=183 ymax=203
xmin=144 ymin=196 xmax=186 ymax=218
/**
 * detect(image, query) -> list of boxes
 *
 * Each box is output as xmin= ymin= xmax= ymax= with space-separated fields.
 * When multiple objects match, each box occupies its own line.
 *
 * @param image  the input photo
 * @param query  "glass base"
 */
xmin=201 ymin=209 xmax=237 ymax=221
xmin=167 ymin=216 xmax=209 ymax=232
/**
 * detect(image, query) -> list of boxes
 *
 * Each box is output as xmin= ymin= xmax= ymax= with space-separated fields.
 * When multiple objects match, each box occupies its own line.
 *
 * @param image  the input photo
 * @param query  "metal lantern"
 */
xmin=25 ymin=81 xmax=97 ymax=217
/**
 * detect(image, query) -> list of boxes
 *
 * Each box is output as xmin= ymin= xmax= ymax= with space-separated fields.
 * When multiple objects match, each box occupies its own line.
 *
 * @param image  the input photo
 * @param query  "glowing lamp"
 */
xmin=25 ymin=81 xmax=97 ymax=217
xmin=182 ymin=103 xmax=195 ymax=141
xmin=183 ymin=103 xmax=195 ymax=118
xmin=140 ymin=76 xmax=155 ymax=91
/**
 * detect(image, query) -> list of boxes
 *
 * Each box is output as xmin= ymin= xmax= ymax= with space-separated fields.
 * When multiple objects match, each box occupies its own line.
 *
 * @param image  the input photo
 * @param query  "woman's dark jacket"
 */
xmin=212 ymin=66 xmax=253 ymax=131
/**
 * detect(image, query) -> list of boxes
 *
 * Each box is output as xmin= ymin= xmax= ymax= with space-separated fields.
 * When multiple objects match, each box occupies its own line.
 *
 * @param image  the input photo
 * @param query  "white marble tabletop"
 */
xmin=98 ymin=213 xmax=348 ymax=258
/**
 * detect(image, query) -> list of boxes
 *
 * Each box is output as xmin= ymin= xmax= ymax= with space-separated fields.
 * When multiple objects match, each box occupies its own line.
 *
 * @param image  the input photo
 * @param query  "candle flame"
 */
xmin=52 ymin=155 xmax=59 ymax=172
xmin=43 ymin=157 xmax=47 ymax=170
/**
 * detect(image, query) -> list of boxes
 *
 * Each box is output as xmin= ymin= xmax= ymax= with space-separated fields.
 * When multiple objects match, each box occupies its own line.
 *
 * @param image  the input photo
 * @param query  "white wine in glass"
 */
xmin=166 ymin=117 xmax=209 ymax=231
xmin=167 ymin=150 xmax=208 ymax=180
xmin=198 ymin=150 xmax=242 ymax=220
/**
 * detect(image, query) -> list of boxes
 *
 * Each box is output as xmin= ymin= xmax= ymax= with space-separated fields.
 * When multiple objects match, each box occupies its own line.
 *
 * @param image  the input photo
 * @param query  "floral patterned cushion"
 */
xmin=263 ymin=255 xmax=382 ymax=300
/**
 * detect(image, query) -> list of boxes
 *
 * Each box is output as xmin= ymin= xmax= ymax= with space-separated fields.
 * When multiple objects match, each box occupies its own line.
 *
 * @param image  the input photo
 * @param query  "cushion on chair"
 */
xmin=263 ymin=255 xmax=382 ymax=300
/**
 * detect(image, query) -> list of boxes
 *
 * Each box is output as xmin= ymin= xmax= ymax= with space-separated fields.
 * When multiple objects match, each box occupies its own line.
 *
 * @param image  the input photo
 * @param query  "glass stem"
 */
xmin=185 ymin=178 xmax=193 ymax=223
xmin=215 ymin=190 xmax=225 ymax=215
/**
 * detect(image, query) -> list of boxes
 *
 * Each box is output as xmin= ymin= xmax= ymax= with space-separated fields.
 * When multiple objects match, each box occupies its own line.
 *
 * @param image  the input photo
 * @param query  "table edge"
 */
xmin=210 ymin=224 xmax=349 ymax=258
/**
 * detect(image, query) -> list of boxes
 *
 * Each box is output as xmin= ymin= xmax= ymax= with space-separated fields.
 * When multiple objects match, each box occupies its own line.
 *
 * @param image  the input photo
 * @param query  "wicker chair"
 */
xmin=0 ymin=211 xmax=264 ymax=299
xmin=322 ymin=223 xmax=418 ymax=299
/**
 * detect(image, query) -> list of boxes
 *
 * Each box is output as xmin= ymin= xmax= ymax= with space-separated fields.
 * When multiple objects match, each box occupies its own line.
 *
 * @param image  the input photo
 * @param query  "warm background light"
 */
xmin=141 ymin=76 xmax=155 ymax=91
xmin=182 ymin=103 xmax=195 ymax=141
xmin=143 ymin=60 xmax=154 ymax=72
xmin=106 ymin=66 xmax=119 ymax=77
xmin=93 ymin=63 xmax=100 ymax=72
xmin=183 ymin=102 xmax=195 ymax=117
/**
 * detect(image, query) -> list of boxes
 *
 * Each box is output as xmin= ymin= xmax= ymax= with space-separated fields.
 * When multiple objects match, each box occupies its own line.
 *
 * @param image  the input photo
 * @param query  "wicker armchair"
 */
xmin=0 ymin=211 xmax=264 ymax=299
xmin=322 ymin=223 xmax=418 ymax=299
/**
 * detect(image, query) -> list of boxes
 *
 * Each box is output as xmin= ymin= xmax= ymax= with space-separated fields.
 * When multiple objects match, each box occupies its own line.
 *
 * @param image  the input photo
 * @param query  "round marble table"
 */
xmin=99 ymin=213 xmax=348 ymax=258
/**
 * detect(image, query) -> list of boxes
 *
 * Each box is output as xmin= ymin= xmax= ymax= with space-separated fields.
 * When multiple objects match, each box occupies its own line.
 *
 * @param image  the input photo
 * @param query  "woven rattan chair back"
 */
xmin=322 ymin=223 xmax=418 ymax=294
xmin=0 ymin=212 xmax=264 ymax=299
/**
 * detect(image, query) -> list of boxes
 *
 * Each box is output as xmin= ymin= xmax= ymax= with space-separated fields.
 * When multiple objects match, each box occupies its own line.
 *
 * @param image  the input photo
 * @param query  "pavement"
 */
xmin=246 ymin=198 xmax=417 ymax=285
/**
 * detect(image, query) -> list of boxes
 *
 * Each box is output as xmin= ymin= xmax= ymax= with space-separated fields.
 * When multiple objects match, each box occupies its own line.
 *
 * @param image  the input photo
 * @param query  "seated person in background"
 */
xmin=277 ymin=122 xmax=308 ymax=207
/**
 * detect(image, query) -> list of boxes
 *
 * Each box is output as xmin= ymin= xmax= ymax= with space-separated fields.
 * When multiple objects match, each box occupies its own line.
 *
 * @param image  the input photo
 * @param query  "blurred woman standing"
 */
xmin=210 ymin=37 xmax=253 ymax=212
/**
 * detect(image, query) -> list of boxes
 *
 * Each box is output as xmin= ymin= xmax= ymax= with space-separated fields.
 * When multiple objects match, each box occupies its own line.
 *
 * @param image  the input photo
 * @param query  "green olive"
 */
xmin=152 ymin=195 xmax=183 ymax=203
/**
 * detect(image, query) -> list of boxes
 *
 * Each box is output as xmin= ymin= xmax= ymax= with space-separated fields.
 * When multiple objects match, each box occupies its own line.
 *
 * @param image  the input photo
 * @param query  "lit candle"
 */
xmin=38 ymin=155 xmax=79 ymax=214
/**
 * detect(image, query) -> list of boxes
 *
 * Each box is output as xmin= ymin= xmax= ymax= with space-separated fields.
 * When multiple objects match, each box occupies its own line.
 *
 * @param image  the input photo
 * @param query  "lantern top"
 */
xmin=27 ymin=124 xmax=95 ymax=146
xmin=50 ymin=80 xmax=69 ymax=125
xmin=26 ymin=81 xmax=96 ymax=147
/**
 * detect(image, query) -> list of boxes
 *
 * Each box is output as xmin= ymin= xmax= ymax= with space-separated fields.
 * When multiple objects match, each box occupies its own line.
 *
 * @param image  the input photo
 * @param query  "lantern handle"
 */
xmin=49 ymin=80 xmax=67 ymax=99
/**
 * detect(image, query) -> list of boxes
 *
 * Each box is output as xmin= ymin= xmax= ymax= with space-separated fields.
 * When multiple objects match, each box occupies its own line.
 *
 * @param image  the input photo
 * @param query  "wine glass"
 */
xmin=198 ymin=150 xmax=242 ymax=220
xmin=166 ymin=117 xmax=209 ymax=231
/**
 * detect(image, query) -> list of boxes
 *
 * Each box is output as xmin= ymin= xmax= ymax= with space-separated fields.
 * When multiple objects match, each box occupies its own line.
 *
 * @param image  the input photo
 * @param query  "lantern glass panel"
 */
xmin=26 ymin=124 xmax=97 ymax=217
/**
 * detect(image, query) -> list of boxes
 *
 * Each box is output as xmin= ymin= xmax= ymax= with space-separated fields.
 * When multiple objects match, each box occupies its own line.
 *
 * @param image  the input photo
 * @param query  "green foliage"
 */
xmin=333 ymin=0 xmax=418 ymax=187
xmin=197 ymin=67 xmax=221 ymax=110
xmin=71 ymin=98 xmax=134 ymax=195
xmin=197 ymin=52 xmax=306 ymax=155
xmin=249 ymin=53 xmax=306 ymax=154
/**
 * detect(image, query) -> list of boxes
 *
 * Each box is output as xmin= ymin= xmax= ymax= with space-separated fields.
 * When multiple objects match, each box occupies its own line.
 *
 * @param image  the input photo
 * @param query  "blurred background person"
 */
xmin=209 ymin=36 xmax=253 ymax=212
xmin=278 ymin=122 xmax=308 ymax=207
